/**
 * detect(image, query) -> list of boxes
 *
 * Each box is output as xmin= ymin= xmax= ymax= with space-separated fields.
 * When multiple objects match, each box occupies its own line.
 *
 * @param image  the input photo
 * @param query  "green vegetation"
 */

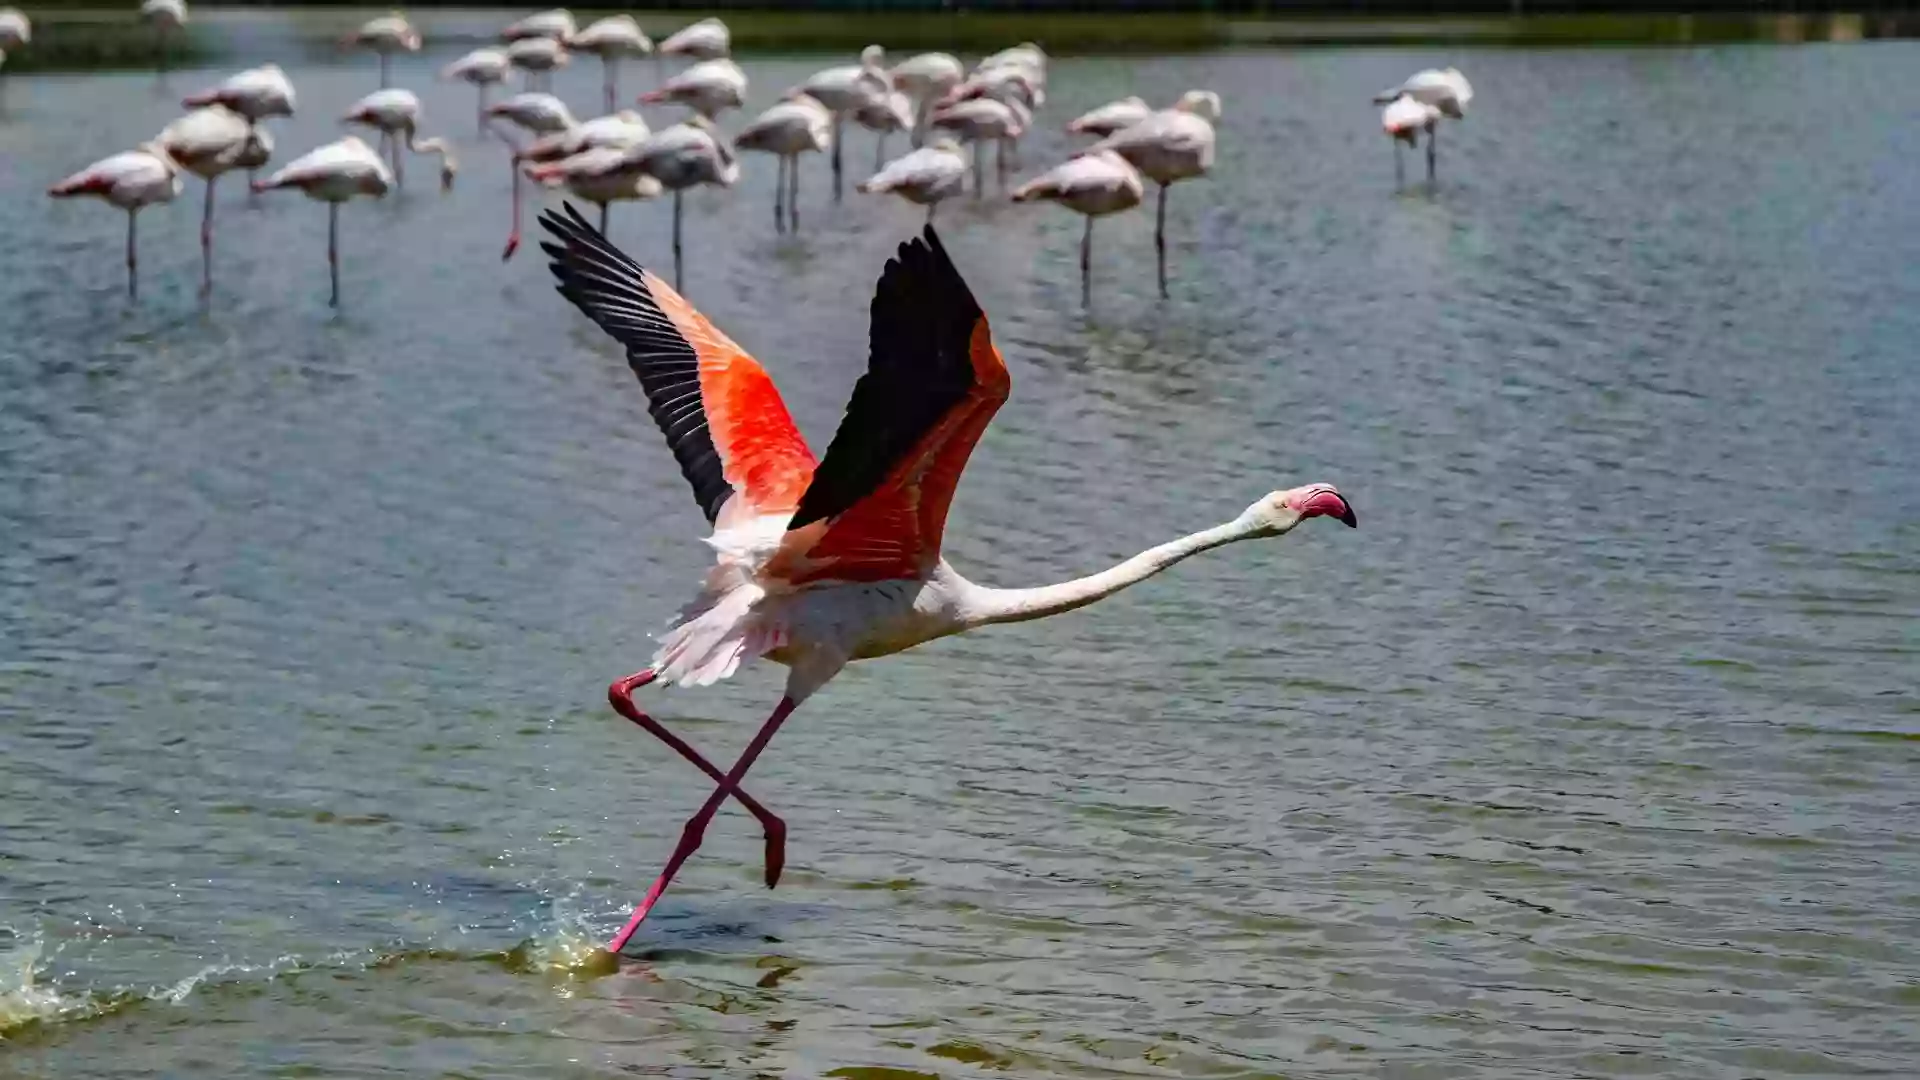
xmin=2 ymin=11 xmax=209 ymax=72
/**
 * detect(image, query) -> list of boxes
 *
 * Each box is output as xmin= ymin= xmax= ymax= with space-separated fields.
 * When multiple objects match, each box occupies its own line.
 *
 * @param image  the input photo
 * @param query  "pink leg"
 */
xmin=606 ymin=696 xmax=799 ymax=956
xmin=606 ymin=670 xmax=786 ymax=887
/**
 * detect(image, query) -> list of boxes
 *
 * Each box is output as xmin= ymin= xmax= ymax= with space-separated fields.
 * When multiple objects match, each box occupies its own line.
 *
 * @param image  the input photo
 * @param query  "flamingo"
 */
xmin=1381 ymin=93 xmax=1441 ymax=187
xmin=733 ymin=93 xmax=831 ymax=234
xmin=534 ymin=205 xmax=1357 ymax=956
xmin=139 ymin=0 xmax=188 ymax=76
xmin=440 ymin=47 xmax=509 ymax=134
xmin=936 ymin=64 xmax=1041 ymax=171
xmin=853 ymin=90 xmax=915 ymax=174
xmin=1067 ymin=95 xmax=1149 ymax=138
xmin=1012 ymin=150 xmax=1144 ymax=305
xmin=794 ymin=45 xmax=890 ymax=202
xmin=342 ymin=89 xmax=457 ymax=192
xmin=0 ymin=7 xmax=28 ymax=102
xmin=657 ymin=17 xmax=728 ymax=63
xmin=48 ymin=143 xmax=182 ymax=300
xmin=888 ymin=51 xmax=962 ymax=146
xmin=857 ymin=137 xmax=968 ymax=224
xmin=154 ymin=105 xmax=270 ymax=296
xmin=1077 ymin=89 xmax=1219 ymax=299
xmin=929 ymin=97 xmax=1026 ymax=197
xmin=499 ymin=107 xmax=647 ymax=258
xmin=507 ymin=36 xmax=568 ymax=93
xmin=569 ymin=15 xmax=652 ymax=114
xmin=608 ymin=116 xmax=738 ymax=288
xmin=182 ymin=64 xmax=295 ymax=191
xmin=500 ymin=8 xmax=575 ymax=43
xmin=342 ymin=12 xmax=420 ymax=90
xmin=638 ymin=57 xmax=745 ymax=121
xmin=1372 ymin=68 xmax=1472 ymax=183
xmin=525 ymin=146 xmax=661 ymax=234
xmin=252 ymin=137 xmax=392 ymax=309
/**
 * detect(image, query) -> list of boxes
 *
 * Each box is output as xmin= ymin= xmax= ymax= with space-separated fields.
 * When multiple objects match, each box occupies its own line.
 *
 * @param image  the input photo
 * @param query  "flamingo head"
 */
xmin=1175 ymin=90 xmax=1222 ymax=122
xmin=1242 ymin=483 xmax=1358 ymax=536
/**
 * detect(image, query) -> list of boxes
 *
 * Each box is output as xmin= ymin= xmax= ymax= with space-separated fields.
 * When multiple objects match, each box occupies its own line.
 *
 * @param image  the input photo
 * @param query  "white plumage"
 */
xmin=858 ymin=138 xmax=968 ymax=220
xmin=657 ymin=17 xmax=729 ymax=60
xmin=640 ymin=57 xmax=746 ymax=119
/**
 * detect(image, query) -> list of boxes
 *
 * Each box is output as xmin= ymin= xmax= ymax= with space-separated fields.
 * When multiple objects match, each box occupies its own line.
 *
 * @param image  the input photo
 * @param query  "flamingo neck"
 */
xmin=958 ymin=516 xmax=1262 ymax=629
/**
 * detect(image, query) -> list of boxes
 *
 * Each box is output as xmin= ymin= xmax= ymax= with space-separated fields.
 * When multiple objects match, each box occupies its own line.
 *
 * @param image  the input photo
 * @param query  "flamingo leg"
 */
xmin=391 ymin=131 xmax=405 ymax=190
xmin=1394 ymin=139 xmax=1404 ymax=189
xmin=200 ymin=175 xmax=216 ymax=298
xmin=603 ymin=59 xmax=617 ymax=115
xmin=1155 ymin=182 xmax=1169 ymax=299
xmin=328 ymin=202 xmax=340 ymax=308
xmin=605 ymin=695 xmax=800 ymax=956
xmin=599 ymin=200 xmax=610 ymax=234
xmin=125 ymin=208 xmax=139 ymax=301
xmin=246 ymin=121 xmax=261 ymax=203
xmin=926 ymin=201 xmax=936 ymax=226
xmin=1426 ymin=126 xmax=1438 ymax=185
xmin=788 ymin=153 xmax=800 ymax=232
xmin=996 ymin=138 xmax=1008 ymax=192
xmin=972 ymin=143 xmax=983 ymax=199
xmin=607 ymin=671 xmax=787 ymax=887
xmin=503 ymin=157 xmax=523 ymax=260
xmin=874 ymin=132 xmax=886 ymax=174
xmin=1080 ymin=214 xmax=1092 ymax=308
xmin=379 ymin=51 xmax=390 ymax=89
xmin=671 ymin=189 xmax=683 ymax=290
xmin=831 ymin=115 xmax=844 ymax=203
xmin=773 ymin=155 xmax=786 ymax=233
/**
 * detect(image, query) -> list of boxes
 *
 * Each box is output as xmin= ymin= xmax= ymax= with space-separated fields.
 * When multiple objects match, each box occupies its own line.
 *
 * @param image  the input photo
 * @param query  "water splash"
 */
xmin=501 ymin=893 xmax=618 ymax=982
xmin=0 ymin=934 xmax=97 ymax=1037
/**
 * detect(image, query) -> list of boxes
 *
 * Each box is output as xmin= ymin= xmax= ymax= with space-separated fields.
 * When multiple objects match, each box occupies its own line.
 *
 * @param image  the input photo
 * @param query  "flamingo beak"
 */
xmin=1285 ymin=485 xmax=1357 ymax=528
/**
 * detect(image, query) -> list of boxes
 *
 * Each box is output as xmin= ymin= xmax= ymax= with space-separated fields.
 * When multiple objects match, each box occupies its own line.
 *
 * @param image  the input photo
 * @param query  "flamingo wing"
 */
xmin=776 ymin=227 xmax=1008 ymax=586
xmin=538 ymin=204 xmax=816 ymax=523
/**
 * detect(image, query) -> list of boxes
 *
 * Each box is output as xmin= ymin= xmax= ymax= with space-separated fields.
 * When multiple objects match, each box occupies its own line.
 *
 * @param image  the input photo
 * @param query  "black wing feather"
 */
xmin=539 ymin=203 xmax=732 ymax=522
xmin=789 ymin=226 xmax=985 ymax=530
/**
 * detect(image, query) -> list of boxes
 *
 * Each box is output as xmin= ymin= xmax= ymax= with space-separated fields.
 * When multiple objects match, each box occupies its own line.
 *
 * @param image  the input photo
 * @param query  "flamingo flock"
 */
xmin=35 ymin=6 xmax=1471 ymax=310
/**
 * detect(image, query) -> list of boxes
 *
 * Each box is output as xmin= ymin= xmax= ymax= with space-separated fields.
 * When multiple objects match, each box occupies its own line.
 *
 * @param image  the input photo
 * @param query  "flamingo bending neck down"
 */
xmin=536 ymin=204 xmax=1358 ymax=956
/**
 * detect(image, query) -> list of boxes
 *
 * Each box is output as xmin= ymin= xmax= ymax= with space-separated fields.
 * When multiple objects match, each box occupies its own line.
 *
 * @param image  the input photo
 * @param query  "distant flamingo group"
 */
xmin=35 ymin=6 xmax=1472 ymax=309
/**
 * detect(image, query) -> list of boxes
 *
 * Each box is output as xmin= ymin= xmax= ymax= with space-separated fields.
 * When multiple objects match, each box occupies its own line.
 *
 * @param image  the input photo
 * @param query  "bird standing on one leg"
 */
xmin=1012 ymin=150 xmax=1144 ymax=307
xmin=48 ymin=143 xmax=183 ymax=301
xmin=1077 ymin=89 xmax=1219 ymax=299
xmin=535 ymin=204 xmax=1357 ymax=957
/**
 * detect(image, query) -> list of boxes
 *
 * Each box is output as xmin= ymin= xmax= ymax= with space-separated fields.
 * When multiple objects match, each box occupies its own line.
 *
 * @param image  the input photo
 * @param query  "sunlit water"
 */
xmin=2 ymin=30 xmax=1919 ymax=1080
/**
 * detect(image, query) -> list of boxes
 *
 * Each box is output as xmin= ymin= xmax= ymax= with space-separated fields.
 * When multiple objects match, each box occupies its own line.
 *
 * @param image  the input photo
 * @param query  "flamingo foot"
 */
xmin=502 ymin=233 xmax=519 ymax=261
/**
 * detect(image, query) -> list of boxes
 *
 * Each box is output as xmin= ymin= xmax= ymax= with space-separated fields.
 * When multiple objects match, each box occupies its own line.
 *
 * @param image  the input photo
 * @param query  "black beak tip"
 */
xmin=1337 ymin=499 xmax=1358 ymax=528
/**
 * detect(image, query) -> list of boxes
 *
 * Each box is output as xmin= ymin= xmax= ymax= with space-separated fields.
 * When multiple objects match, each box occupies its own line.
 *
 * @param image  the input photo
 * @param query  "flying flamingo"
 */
xmin=1067 ymin=96 xmax=1149 ymax=138
xmin=525 ymin=146 xmax=661 ymax=234
xmin=440 ymin=47 xmax=509 ymax=134
xmin=1372 ymin=68 xmax=1472 ymax=183
xmin=495 ymin=103 xmax=644 ymax=259
xmin=48 ymin=143 xmax=181 ymax=300
xmin=182 ymin=63 xmax=295 ymax=191
xmin=1012 ymin=150 xmax=1144 ymax=305
xmin=887 ymin=51 xmax=962 ymax=146
xmin=500 ymin=7 xmax=575 ymax=43
xmin=155 ymin=104 xmax=271 ymax=296
xmin=608 ymin=116 xmax=737 ymax=288
xmin=733 ymin=93 xmax=830 ymax=234
xmin=139 ymin=0 xmax=188 ymax=76
xmin=252 ymin=136 xmax=392 ymax=309
xmin=929 ymin=96 xmax=1026 ymax=197
xmin=342 ymin=89 xmax=457 ymax=192
xmin=342 ymin=12 xmax=420 ymax=90
xmin=794 ymin=45 xmax=890 ymax=202
xmin=568 ymin=15 xmax=652 ymax=114
xmin=1077 ymin=89 xmax=1219 ymax=299
xmin=507 ymin=36 xmax=568 ymax=93
xmin=857 ymin=137 xmax=968 ymax=224
xmin=1380 ymin=93 xmax=1441 ymax=187
xmin=534 ymin=205 xmax=1357 ymax=955
xmin=638 ymin=57 xmax=746 ymax=121
xmin=854 ymin=90 xmax=915 ymax=174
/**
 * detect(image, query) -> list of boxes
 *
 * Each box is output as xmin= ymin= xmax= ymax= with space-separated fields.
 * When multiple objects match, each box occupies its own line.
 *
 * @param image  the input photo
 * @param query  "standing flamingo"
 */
xmin=569 ymin=15 xmax=652 ymax=114
xmin=854 ymin=90 xmax=915 ymax=174
xmin=609 ymin=117 xmax=738 ymax=288
xmin=441 ymin=47 xmax=509 ymax=134
xmin=182 ymin=64 xmax=295 ymax=191
xmin=500 ymin=8 xmax=575 ymax=44
xmin=342 ymin=12 xmax=420 ymax=90
xmin=252 ymin=137 xmax=392 ymax=309
xmin=1380 ymin=93 xmax=1441 ymax=188
xmin=535 ymin=205 xmax=1357 ymax=955
xmin=155 ymin=104 xmax=270 ymax=296
xmin=48 ymin=143 xmax=181 ymax=300
xmin=139 ymin=0 xmax=188 ymax=76
xmin=0 ymin=7 xmax=28 ymax=103
xmin=657 ymin=17 xmax=729 ymax=63
xmin=525 ymin=146 xmax=661 ymax=234
xmin=638 ymin=57 xmax=746 ymax=121
xmin=1078 ymin=90 xmax=1219 ymax=299
xmin=858 ymin=137 xmax=968 ymax=224
xmin=794 ymin=45 xmax=890 ymax=203
xmin=495 ymin=103 xmax=643 ymax=259
xmin=487 ymin=91 xmax=579 ymax=260
xmin=1012 ymin=150 xmax=1144 ymax=305
xmin=342 ymin=89 xmax=457 ymax=192
xmin=1067 ymin=96 xmax=1149 ymax=138
xmin=888 ymin=51 xmax=962 ymax=147
xmin=733 ymin=93 xmax=830 ymax=234
xmin=1372 ymin=68 xmax=1472 ymax=183
xmin=929 ymin=97 xmax=1026 ymax=197
xmin=507 ymin=36 xmax=568 ymax=93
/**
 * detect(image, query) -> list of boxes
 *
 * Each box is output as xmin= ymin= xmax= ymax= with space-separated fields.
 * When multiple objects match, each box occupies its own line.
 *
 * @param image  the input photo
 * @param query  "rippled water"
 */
xmin=3 ymin=34 xmax=1919 ymax=1080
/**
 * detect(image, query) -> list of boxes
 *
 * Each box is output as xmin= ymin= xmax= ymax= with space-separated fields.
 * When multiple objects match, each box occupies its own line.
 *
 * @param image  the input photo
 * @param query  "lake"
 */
xmin=2 ymin=26 xmax=1918 ymax=1080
